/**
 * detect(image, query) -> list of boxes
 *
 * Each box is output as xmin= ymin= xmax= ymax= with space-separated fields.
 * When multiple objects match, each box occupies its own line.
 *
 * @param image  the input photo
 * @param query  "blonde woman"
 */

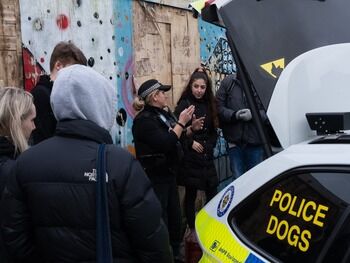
xmin=132 ymin=79 xmax=197 ymax=261
xmin=0 ymin=86 xmax=36 ymax=262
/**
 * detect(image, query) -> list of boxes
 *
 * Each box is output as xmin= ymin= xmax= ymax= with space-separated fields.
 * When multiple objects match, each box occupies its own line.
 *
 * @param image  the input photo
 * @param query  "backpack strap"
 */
xmin=96 ymin=144 xmax=113 ymax=263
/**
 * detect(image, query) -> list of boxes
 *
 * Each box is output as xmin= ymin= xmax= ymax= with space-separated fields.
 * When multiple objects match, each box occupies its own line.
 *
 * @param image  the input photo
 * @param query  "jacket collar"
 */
xmin=144 ymin=104 xmax=162 ymax=112
xmin=37 ymin=74 xmax=53 ymax=90
xmin=0 ymin=136 xmax=17 ymax=159
xmin=55 ymin=119 xmax=113 ymax=144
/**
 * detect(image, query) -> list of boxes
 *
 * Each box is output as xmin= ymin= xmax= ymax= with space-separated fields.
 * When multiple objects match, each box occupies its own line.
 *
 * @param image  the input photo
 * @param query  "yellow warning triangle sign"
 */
xmin=189 ymin=0 xmax=206 ymax=13
xmin=260 ymin=58 xmax=285 ymax=78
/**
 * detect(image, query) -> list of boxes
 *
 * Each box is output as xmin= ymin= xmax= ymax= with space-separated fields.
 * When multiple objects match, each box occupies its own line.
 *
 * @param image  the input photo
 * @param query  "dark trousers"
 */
xmin=184 ymin=186 xmax=217 ymax=229
xmin=152 ymin=178 xmax=182 ymax=258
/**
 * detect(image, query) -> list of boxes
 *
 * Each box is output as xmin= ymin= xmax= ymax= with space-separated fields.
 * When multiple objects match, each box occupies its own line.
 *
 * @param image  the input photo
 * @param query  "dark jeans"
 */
xmin=228 ymin=144 xmax=264 ymax=179
xmin=152 ymin=178 xmax=182 ymax=258
xmin=184 ymin=186 xmax=217 ymax=229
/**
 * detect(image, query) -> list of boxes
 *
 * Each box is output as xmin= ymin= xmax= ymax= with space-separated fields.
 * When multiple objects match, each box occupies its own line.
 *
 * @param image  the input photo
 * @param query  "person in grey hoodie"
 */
xmin=1 ymin=65 xmax=172 ymax=263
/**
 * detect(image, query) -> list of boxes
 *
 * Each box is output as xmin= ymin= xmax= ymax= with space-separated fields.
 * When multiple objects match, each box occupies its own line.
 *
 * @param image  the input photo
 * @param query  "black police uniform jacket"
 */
xmin=174 ymin=95 xmax=218 ymax=190
xmin=132 ymin=105 xmax=181 ymax=184
xmin=1 ymin=119 xmax=172 ymax=263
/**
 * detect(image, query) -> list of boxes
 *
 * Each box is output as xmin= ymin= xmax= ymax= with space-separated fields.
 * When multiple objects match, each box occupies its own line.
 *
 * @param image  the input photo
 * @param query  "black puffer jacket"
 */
xmin=0 ymin=136 xmax=17 ymax=263
xmin=174 ymin=95 xmax=218 ymax=189
xmin=1 ymin=120 xmax=172 ymax=263
xmin=0 ymin=137 xmax=17 ymax=195
xmin=31 ymin=75 xmax=56 ymax=144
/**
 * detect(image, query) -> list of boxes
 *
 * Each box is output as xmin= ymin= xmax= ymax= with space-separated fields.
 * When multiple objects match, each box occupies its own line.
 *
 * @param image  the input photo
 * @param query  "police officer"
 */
xmin=132 ymin=79 xmax=195 ymax=262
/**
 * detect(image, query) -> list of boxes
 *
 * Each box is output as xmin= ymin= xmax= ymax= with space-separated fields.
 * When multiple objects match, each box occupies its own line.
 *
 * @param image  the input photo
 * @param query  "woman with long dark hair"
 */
xmin=175 ymin=69 xmax=219 ymax=236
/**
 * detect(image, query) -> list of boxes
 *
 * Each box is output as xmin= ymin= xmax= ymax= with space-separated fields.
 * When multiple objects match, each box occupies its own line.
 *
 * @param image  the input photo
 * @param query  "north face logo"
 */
xmin=84 ymin=169 xmax=108 ymax=182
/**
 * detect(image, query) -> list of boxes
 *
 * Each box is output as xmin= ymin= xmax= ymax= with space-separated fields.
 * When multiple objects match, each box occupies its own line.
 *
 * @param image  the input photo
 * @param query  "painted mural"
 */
xmin=18 ymin=0 xmax=234 ymax=151
xmin=20 ymin=0 xmax=117 ymax=91
xmin=114 ymin=0 xmax=135 ymax=152
xmin=198 ymin=18 xmax=236 ymax=92
xmin=18 ymin=0 xmax=135 ymax=149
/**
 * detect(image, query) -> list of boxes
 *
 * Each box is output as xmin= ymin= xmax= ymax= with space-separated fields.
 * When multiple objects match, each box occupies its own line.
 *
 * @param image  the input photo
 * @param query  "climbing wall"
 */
xmin=19 ymin=0 xmax=116 ymax=92
xmin=15 ymin=0 xmax=234 ymax=151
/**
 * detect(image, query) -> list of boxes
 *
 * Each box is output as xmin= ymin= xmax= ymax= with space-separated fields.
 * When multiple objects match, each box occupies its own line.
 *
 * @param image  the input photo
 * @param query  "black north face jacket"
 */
xmin=1 ymin=120 xmax=172 ymax=263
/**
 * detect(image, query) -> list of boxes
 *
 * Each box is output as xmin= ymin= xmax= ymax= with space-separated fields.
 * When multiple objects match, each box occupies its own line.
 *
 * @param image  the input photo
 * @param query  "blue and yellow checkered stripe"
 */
xmin=196 ymin=209 xmax=266 ymax=263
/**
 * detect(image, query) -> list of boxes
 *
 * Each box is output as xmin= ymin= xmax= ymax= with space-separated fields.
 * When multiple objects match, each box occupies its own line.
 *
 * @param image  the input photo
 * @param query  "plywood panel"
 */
xmin=0 ymin=23 xmax=16 ymax=36
xmin=133 ymin=8 xmax=173 ymax=106
xmin=0 ymin=50 xmax=19 ymax=87
xmin=0 ymin=0 xmax=22 ymax=87
xmin=133 ymin=1 xmax=201 ymax=109
xmin=144 ymin=0 xmax=192 ymax=10
xmin=0 ymin=36 xmax=17 ymax=50
xmin=0 ymin=0 xmax=16 ymax=22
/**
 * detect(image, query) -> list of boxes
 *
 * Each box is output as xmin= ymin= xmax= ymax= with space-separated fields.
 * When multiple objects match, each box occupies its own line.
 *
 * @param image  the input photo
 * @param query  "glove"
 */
xmin=235 ymin=109 xmax=252 ymax=121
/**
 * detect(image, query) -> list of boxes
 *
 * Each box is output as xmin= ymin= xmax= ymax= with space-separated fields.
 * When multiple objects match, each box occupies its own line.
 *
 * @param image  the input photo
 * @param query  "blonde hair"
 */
xmin=132 ymin=90 xmax=159 ymax=114
xmin=0 ymin=87 xmax=34 ymax=153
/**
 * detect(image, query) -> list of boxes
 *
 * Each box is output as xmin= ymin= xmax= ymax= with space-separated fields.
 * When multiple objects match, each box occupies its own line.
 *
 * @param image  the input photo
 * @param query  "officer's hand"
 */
xmin=235 ymin=109 xmax=252 ymax=121
xmin=191 ymin=114 xmax=205 ymax=132
xmin=178 ymin=105 xmax=195 ymax=126
xmin=192 ymin=140 xmax=204 ymax=153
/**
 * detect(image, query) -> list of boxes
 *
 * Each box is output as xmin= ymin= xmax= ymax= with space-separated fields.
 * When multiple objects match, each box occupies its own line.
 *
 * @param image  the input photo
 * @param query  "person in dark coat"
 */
xmin=216 ymin=73 xmax=267 ymax=179
xmin=174 ymin=69 xmax=219 ymax=235
xmin=1 ymin=65 xmax=172 ymax=263
xmin=132 ymin=79 xmax=196 ymax=262
xmin=0 ymin=87 xmax=36 ymax=263
xmin=31 ymin=41 xmax=87 ymax=144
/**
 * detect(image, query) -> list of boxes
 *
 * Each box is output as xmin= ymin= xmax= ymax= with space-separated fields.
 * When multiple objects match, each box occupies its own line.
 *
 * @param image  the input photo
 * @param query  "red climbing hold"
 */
xmin=56 ymin=14 xmax=69 ymax=30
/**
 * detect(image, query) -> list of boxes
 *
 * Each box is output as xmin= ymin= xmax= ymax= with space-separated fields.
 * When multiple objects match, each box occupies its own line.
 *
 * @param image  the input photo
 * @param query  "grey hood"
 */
xmin=51 ymin=64 xmax=117 ymax=131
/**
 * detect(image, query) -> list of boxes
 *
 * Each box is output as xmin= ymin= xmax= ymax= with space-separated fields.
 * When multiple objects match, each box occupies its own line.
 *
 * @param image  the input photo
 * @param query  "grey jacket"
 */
xmin=216 ymin=74 xmax=266 ymax=146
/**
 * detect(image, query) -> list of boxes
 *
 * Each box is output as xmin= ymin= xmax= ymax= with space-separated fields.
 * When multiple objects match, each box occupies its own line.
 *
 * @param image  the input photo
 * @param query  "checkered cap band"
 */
xmin=139 ymin=82 xmax=162 ymax=99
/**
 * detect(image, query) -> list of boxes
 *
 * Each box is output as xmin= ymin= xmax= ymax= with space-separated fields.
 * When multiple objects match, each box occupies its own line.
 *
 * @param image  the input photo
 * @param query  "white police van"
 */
xmin=195 ymin=43 xmax=350 ymax=263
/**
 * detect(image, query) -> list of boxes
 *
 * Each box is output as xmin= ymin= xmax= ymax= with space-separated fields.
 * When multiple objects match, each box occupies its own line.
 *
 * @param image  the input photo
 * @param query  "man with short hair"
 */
xmin=216 ymin=73 xmax=266 ymax=179
xmin=31 ymin=41 xmax=87 ymax=144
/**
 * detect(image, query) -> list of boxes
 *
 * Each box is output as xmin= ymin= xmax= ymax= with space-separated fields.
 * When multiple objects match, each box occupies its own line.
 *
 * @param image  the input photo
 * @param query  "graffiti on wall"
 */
xmin=114 ymin=0 xmax=135 ymax=152
xmin=198 ymin=18 xmax=236 ymax=92
xmin=19 ymin=0 xmax=116 ymax=91
xmin=18 ymin=0 xmax=236 ymax=151
xmin=18 ymin=0 xmax=139 ymax=149
xmin=22 ymin=47 xmax=45 ymax=90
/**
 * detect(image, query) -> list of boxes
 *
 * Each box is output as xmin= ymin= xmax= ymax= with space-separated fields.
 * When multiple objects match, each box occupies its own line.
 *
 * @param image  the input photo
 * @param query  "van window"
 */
xmin=229 ymin=169 xmax=350 ymax=263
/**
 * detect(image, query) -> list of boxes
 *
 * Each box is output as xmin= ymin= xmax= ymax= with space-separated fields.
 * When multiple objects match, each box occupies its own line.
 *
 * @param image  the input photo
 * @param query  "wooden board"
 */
xmin=0 ymin=0 xmax=22 ymax=87
xmin=133 ymin=1 xmax=201 ymax=109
